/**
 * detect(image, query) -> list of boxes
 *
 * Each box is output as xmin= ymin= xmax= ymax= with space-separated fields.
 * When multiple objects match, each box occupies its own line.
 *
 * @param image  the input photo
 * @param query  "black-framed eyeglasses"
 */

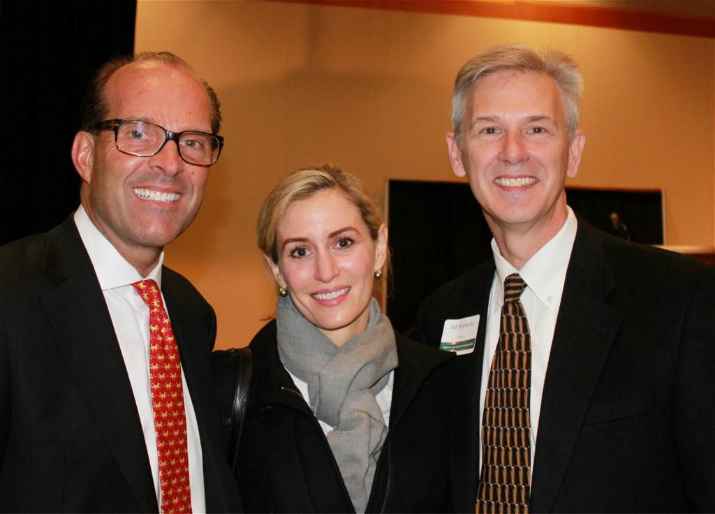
xmin=93 ymin=119 xmax=224 ymax=167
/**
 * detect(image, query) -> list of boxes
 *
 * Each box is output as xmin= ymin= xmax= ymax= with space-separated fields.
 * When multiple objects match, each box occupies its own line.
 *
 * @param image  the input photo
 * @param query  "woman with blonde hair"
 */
xmin=234 ymin=164 xmax=456 ymax=513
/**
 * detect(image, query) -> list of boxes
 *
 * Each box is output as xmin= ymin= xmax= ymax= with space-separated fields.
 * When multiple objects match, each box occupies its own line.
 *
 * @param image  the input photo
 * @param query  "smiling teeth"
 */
xmin=134 ymin=188 xmax=179 ymax=203
xmin=495 ymin=177 xmax=537 ymax=187
xmin=313 ymin=287 xmax=349 ymax=300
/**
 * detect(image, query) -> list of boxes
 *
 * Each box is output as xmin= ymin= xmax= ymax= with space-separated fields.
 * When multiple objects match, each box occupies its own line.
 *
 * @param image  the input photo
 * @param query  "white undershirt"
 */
xmin=287 ymin=368 xmax=394 ymax=434
xmin=480 ymin=207 xmax=577 ymax=475
xmin=74 ymin=206 xmax=206 ymax=513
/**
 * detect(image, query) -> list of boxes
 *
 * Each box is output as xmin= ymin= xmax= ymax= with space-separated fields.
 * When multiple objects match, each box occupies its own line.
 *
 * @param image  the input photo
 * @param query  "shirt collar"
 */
xmin=491 ymin=207 xmax=577 ymax=312
xmin=74 ymin=205 xmax=164 ymax=291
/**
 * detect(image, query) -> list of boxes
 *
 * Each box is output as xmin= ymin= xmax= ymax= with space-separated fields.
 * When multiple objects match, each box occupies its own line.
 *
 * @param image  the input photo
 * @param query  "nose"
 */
xmin=499 ymin=131 xmax=528 ymax=165
xmin=148 ymin=139 xmax=183 ymax=176
xmin=314 ymin=251 xmax=339 ymax=283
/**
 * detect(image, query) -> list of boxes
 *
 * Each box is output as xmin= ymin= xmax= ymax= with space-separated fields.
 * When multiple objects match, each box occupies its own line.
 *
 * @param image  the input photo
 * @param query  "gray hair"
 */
xmin=451 ymin=44 xmax=583 ymax=143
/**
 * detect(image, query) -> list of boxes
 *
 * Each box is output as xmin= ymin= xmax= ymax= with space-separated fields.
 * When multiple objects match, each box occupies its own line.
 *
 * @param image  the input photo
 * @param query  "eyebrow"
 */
xmin=280 ymin=227 xmax=357 ymax=251
xmin=524 ymin=115 xmax=555 ymax=124
xmin=121 ymin=117 xmax=212 ymax=133
xmin=329 ymin=227 xmax=357 ymax=238
xmin=281 ymin=237 xmax=308 ymax=250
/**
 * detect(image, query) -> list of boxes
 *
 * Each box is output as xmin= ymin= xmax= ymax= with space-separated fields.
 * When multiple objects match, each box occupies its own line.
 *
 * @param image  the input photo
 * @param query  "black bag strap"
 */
xmin=227 ymin=346 xmax=252 ymax=473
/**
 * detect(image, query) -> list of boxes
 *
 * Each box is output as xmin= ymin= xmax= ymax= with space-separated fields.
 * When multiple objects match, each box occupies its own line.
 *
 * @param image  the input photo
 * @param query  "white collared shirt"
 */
xmin=74 ymin=206 xmax=206 ymax=513
xmin=480 ymin=207 xmax=578 ymax=475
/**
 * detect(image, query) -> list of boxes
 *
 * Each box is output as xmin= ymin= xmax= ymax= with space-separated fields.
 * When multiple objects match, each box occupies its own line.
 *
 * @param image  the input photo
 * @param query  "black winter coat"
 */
xmin=235 ymin=320 xmax=456 ymax=513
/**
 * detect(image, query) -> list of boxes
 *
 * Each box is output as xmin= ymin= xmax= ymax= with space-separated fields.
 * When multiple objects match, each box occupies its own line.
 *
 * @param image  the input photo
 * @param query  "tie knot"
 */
xmin=504 ymin=273 xmax=526 ymax=302
xmin=132 ymin=279 xmax=161 ymax=307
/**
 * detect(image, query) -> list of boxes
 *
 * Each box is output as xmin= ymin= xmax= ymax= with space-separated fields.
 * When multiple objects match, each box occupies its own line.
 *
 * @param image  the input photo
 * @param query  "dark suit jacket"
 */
xmin=0 ymin=216 xmax=243 ymax=512
xmin=417 ymin=218 xmax=715 ymax=513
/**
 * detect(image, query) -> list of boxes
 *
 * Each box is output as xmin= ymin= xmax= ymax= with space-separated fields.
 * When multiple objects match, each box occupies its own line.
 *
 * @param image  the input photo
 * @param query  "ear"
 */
xmin=71 ymin=131 xmax=96 ymax=184
xmin=263 ymin=253 xmax=287 ymax=289
xmin=374 ymin=223 xmax=388 ymax=272
xmin=566 ymin=129 xmax=586 ymax=179
xmin=446 ymin=132 xmax=467 ymax=178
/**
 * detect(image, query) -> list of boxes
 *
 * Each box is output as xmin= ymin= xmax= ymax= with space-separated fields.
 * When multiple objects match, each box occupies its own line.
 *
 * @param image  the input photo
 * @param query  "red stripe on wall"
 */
xmin=261 ymin=0 xmax=715 ymax=38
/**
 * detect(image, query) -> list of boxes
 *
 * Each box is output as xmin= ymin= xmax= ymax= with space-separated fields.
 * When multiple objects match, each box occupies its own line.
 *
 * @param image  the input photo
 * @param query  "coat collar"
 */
xmin=248 ymin=320 xmax=312 ymax=413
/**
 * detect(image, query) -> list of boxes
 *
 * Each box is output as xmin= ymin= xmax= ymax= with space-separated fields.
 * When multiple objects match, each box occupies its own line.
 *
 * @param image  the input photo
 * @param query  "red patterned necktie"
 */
xmin=132 ymin=279 xmax=192 ymax=514
xmin=476 ymin=273 xmax=532 ymax=513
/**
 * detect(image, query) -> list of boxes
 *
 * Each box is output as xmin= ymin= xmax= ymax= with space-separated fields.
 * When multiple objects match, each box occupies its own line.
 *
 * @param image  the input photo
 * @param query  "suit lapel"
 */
xmin=530 ymin=221 xmax=622 ymax=512
xmin=163 ymin=274 xmax=232 ymax=512
xmin=449 ymin=263 xmax=494 ymax=513
xmin=162 ymin=275 xmax=212 ymax=426
xmin=41 ymin=219 xmax=158 ymax=512
xmin=161 ymin=275 xmax=216 ymax=451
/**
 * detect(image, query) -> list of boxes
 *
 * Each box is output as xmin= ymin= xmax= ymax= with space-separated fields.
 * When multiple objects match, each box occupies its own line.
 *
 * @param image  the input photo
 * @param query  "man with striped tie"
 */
xmin=417 ymin=44 xmax=714 ymax=513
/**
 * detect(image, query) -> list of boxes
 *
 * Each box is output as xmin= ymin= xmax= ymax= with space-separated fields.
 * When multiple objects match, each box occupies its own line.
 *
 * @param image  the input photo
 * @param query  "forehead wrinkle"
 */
xmin=469 ymin=113 xmax=555 ymax=129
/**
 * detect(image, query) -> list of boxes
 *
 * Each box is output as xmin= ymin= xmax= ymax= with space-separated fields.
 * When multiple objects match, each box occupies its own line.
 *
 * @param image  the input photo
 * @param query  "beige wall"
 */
xmin=136 ymin=0 xmax=715 ymax=349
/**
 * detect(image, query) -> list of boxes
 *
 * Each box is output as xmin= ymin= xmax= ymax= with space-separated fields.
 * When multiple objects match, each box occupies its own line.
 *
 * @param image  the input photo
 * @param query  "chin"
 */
xmin=140 ymin=224 xmax=186 ymax=245
xmin=316 ymin=318 xmax=352 ymax=332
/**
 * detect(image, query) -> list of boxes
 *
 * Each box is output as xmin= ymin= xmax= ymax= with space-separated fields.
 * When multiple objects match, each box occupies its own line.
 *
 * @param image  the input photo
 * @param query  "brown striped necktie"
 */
xmin=476 ymin=273 xmax=532 ymax=513
xmin=133 ymin=279 xmax=193 ymax=514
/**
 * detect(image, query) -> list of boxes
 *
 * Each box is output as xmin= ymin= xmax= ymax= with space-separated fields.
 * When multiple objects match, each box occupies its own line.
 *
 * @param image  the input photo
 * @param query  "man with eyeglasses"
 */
xmin=0 ymin=52 xmax=243 ymax=512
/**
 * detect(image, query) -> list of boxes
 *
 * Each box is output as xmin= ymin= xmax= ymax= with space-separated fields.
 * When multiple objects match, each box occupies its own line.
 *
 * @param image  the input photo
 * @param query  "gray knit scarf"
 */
xmin=276 ymin=295 xmax=398 ymax=513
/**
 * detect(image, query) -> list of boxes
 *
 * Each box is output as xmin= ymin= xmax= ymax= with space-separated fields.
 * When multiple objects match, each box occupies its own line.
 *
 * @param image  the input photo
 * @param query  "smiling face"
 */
xmin=447 ymin=70 xmax=585 ymax=258
xmin=71 ymin=60 xmax=213 ymax=275
xmin=267 ymin=188 xmax=388 ymax=346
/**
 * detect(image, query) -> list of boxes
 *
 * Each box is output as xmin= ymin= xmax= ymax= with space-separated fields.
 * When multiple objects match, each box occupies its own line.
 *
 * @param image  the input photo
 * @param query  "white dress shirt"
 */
xmin=480 ymin=207 xmax=578 ymax=475
xmin=74 ymin=206 xmax=206 ymax=513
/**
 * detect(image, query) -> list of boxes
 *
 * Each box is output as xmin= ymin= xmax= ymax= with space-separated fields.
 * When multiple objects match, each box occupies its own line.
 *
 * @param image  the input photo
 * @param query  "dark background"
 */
xmin=386 ymin=179 xmax=664 ymax=333
xmin=1 ymin=1 xmax=137 ymax=245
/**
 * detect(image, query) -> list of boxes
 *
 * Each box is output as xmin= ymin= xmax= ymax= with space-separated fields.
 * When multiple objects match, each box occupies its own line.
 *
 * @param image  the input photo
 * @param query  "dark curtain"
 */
xmin=1 ymin=1 xmax=137 ymax=244
xmin=387 ymin=180 xmax=493 ymax=335
xmin=387 ymin=180 xmax=664 ymax=334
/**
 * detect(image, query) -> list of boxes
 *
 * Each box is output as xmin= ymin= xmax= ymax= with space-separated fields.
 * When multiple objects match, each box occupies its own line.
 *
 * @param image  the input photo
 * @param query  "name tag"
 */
xmin=439 ymin=315 xmax=479 ymax=355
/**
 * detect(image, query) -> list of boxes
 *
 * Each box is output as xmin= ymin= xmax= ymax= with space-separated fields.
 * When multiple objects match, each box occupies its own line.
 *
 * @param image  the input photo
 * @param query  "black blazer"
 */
xmin=235 ymin=320 xmax=456 ymax=513
xmin=0 ymin=217 xmax=242 ymax=512
xmin=417 ymin=218 xmax=715 ymax=513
